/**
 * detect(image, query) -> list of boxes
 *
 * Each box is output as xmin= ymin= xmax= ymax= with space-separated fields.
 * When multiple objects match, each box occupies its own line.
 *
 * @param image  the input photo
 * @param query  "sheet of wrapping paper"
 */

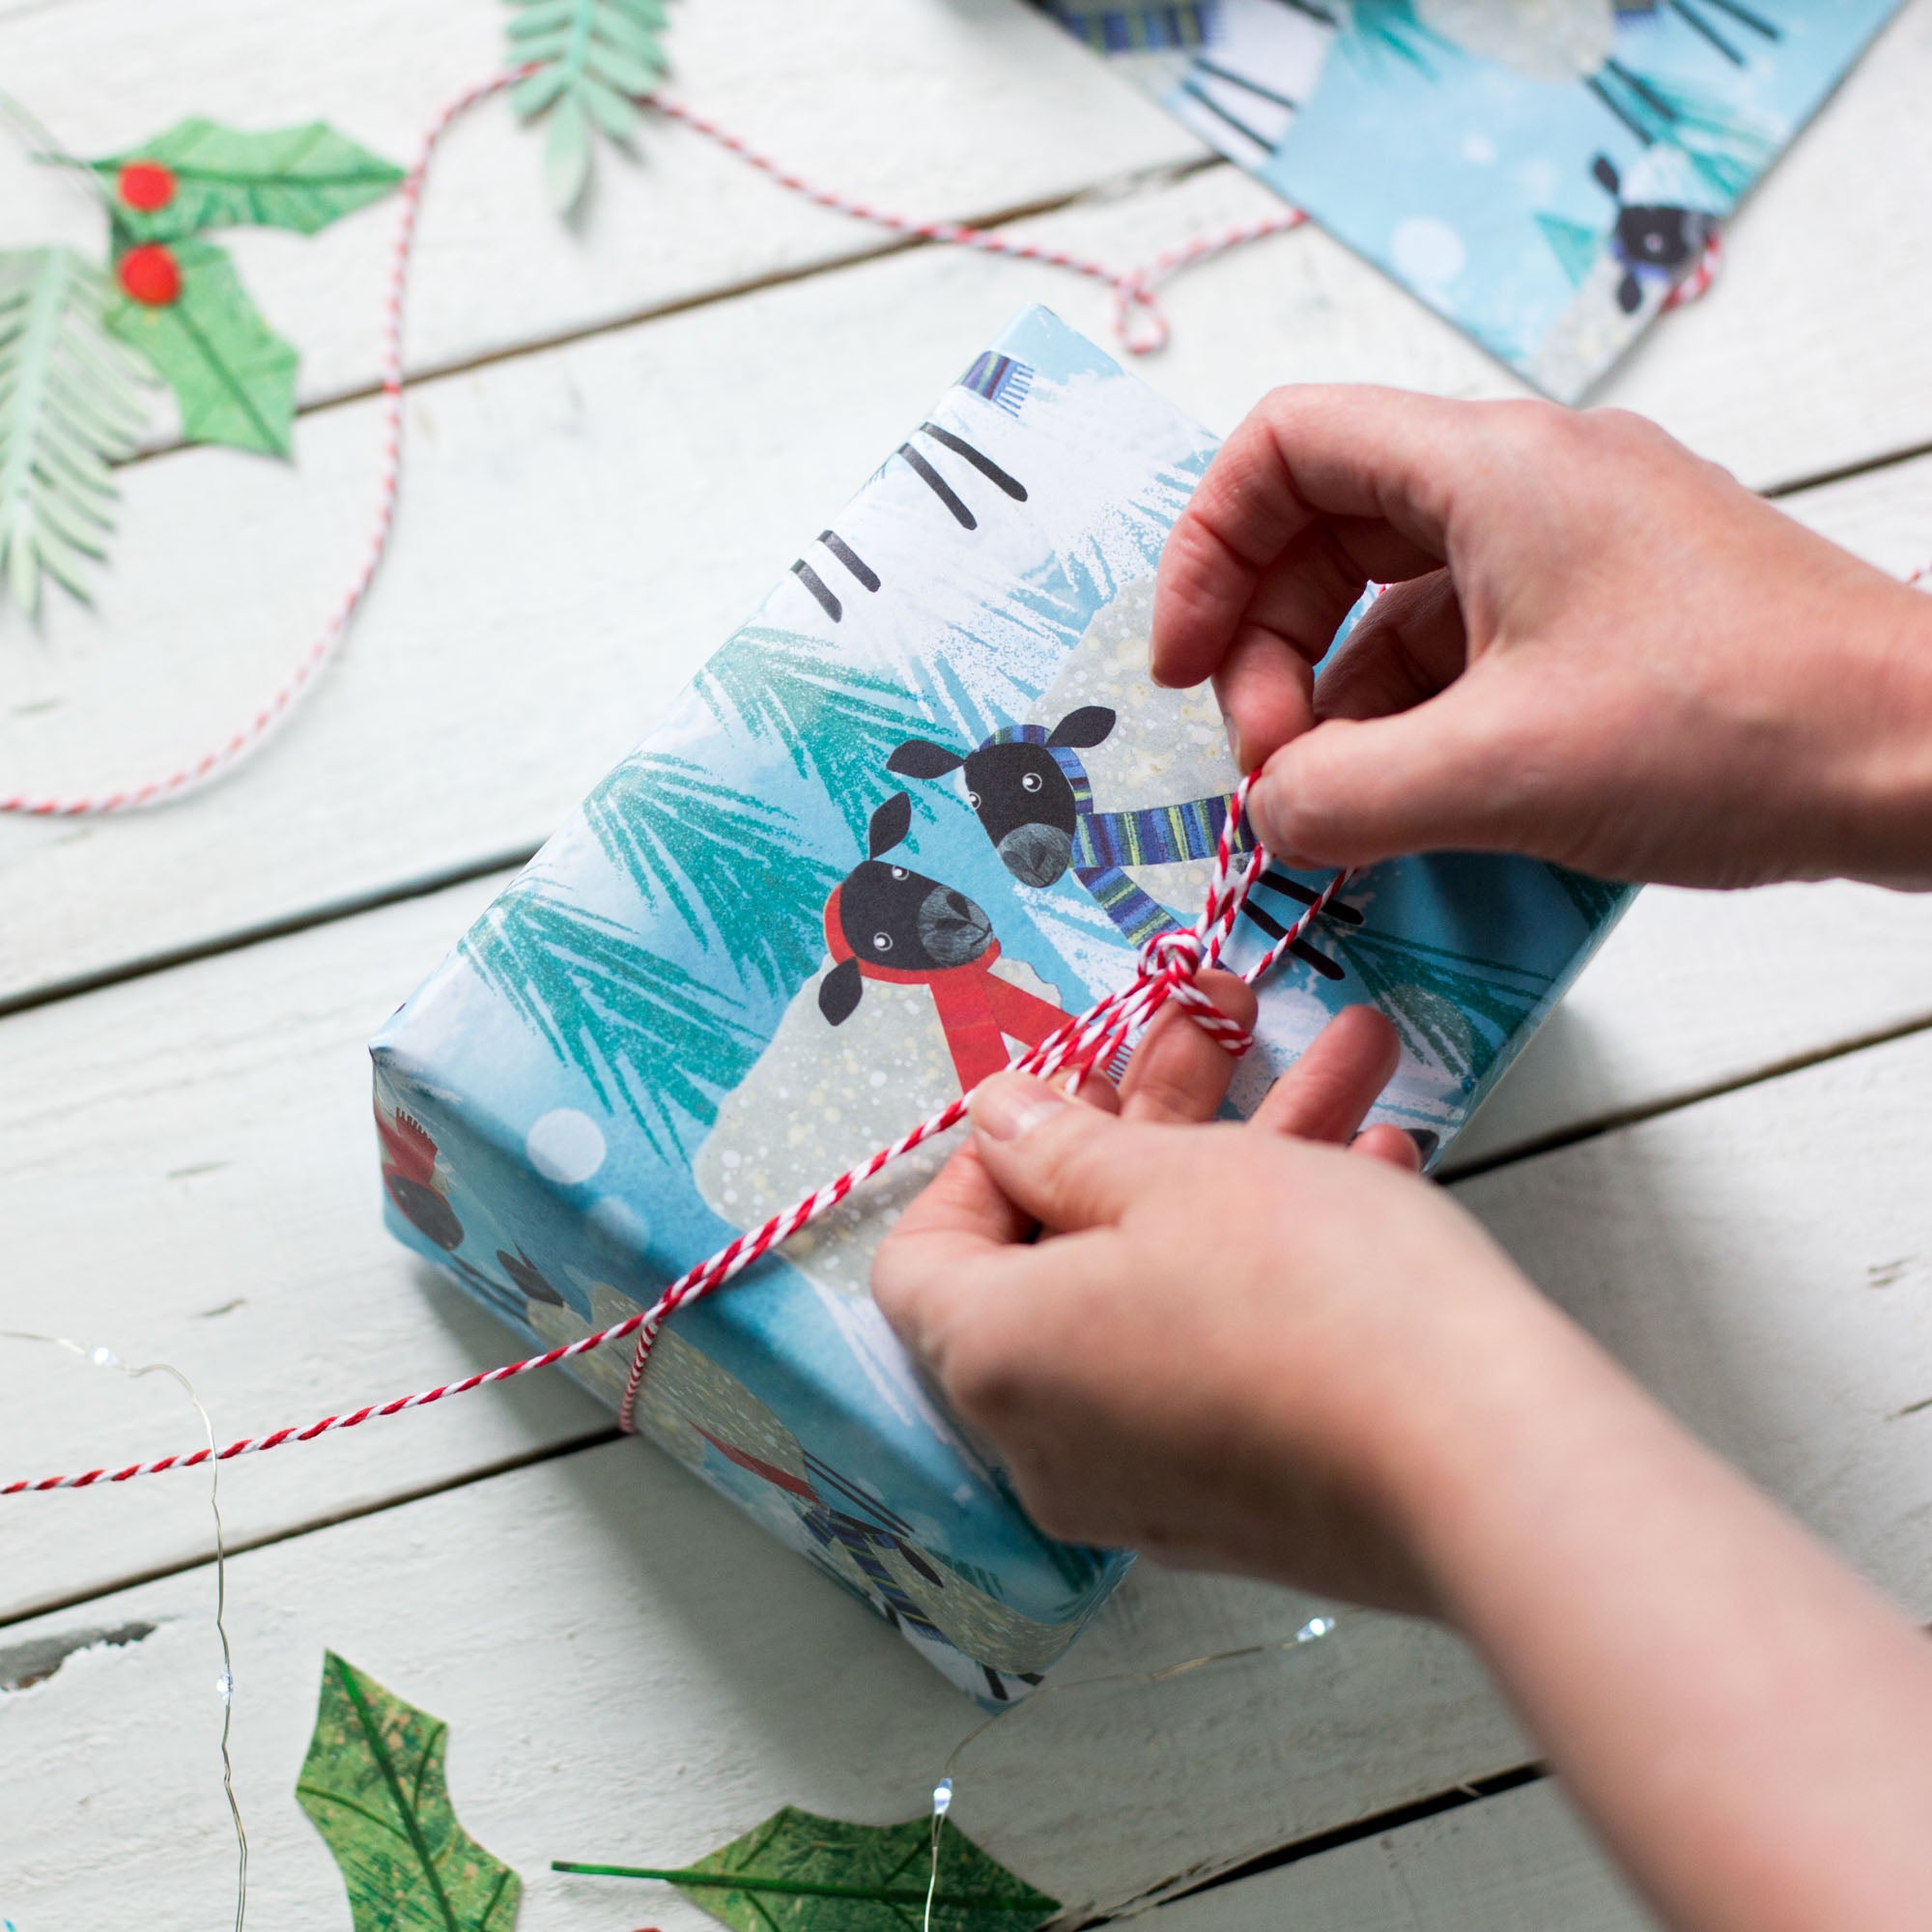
xmin=1039 ymin=0 xmax=1901 ymax=398
xmin=372 ymin=305 xmax=1631 ymax=1703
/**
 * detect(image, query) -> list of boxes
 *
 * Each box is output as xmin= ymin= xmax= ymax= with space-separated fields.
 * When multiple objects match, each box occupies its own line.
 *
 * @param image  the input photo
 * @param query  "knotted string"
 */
xmin=1 ymin=775 xmax=1350 ymax=1492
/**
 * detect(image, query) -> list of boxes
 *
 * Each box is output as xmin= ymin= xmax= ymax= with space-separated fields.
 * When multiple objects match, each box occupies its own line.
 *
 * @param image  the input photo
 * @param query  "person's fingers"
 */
xmin=1352 ymin=1123 xmax=1423 ymax=1172
xmin=1212 ymin=622 xmax=1316 ymax=774
xmin=873 ymin=1065 xmax=1123 ymax=1319
xmin=1119 ymin=969 xmax=1258 ymax=1123
xmin=871 ymin=1124 xmax=1072 ymax=1357
xmin=1216 ymin=566 xmax=1467 ymax=771
xmin=882 ymin=1134 xmax=1034 ymax=1259
xmin=1251 ymin=1006 xmax=1404 ymax=1143
xmin=1151 ymin=386 xmax=1492 ymax=690
xmin=1311 ymin=571 xmax=1470 ymax=724
xmin=1246 ymin=669 xmax=1546 ymax=868
xmin=966 ymin=1073 xmax=1194 ymax=1234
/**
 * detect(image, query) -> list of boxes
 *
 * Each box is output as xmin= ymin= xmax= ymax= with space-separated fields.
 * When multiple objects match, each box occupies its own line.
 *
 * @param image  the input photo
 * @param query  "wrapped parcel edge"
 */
xmin=370 ymin=304 xmax=1634 ymax=1706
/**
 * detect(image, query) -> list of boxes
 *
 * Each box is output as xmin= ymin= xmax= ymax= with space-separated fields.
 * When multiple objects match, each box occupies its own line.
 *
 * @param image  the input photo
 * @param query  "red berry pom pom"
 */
xmin=117 ymin=160 xmax=177 ymax=213
xmin=118 ymin=243 xmax=182 ymax=307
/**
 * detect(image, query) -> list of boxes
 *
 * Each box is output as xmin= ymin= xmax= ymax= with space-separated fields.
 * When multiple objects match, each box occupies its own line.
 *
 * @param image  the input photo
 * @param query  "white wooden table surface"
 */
xmin=2 ymin=3 xmax=1929 ymax=1926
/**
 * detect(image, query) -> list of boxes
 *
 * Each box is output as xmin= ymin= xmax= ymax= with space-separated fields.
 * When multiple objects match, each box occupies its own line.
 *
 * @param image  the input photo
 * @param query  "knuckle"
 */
xmin=943 ymin=1329 xmax=1028 ymax=1432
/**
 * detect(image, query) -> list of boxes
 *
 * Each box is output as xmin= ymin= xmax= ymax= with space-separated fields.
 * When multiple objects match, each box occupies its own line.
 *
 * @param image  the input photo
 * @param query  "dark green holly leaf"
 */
xmin=92 ymin=118 xmax=405 ymax=243
xmin=556 ymin=1804 xmax=1059 ymax=1932
xmin=297 ymin=1651 xmax=521 ymax=1932
xmin=102 ymin=239 xmax=296 ymax=457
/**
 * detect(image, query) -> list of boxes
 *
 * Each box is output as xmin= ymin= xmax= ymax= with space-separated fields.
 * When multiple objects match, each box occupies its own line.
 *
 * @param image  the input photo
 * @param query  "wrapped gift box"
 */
xmin=371 ymin=305 xmax=1632 ymax=1704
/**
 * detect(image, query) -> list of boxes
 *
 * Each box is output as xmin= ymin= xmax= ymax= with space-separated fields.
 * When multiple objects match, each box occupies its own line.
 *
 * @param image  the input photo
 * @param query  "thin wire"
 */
xmin=0 ymin=1331 xmax=247 ymax=1932
xmin=922 ymin=1613 xmax=1340 ymax=1927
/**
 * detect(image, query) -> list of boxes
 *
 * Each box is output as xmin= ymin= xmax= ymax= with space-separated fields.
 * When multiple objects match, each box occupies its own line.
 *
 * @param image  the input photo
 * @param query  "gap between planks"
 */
xmin=0 ymin=1424 xmax=619 ymax=1635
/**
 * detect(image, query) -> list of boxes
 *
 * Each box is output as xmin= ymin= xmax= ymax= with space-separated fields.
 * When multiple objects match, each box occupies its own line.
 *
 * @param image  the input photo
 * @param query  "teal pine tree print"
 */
xmin=696 ymin=628 xmax=939 ymax=844
xmin=461 ymin=882 xmax=762 ymax=1156
xmin=583 ymin=752 xmax=840 ymax=997
xmin=1335 ymin=929 xmax=1550 ymax=1090
xmin=1544 ymin=861 xmax=1631 ymax=931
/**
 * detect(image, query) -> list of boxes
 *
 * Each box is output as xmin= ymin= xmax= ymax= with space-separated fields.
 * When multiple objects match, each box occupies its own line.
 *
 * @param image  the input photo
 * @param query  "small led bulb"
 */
xmin=90 ymin=1346 xmax=122 ymax=1371
xmin=931 ymin=1776 xmax=953 ymax=1819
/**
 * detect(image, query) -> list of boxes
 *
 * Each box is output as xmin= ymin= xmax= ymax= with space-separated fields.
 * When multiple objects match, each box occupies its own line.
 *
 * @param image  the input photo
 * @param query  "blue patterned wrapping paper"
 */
xmin=371 ymin=305 xmax=1633 ymax=1705
xmin=1040 ymin=0 xmax=1900 ymax=399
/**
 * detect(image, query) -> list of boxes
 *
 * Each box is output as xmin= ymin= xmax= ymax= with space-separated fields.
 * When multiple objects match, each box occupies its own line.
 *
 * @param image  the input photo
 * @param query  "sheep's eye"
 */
xmin=872 ymin=932 xmax=893 ymax=952
xmin=966 ymin=790 xmax=980 ymax=810
xmin=1021 ymin=771 xmax=1042 ymax=792
xmin=889 ymin=866 xmax=908 ymax=881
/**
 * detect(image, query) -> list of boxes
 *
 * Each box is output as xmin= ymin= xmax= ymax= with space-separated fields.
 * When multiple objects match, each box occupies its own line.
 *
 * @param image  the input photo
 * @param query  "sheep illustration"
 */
xmin=692 ymin=791 xmax=1070 ymax=1305
xmin=1589 ymin=150 xmax=1720 ymax=313
xmin=887 ymin=580 xmax=1360 ymax=976
xmin=817 ymin=789 xmax=1071 ymax=1088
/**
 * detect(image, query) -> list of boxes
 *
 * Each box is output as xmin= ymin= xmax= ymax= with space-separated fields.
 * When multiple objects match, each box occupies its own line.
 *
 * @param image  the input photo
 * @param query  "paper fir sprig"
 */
xmin=504 ymin=0 xmax=670 ymax=213
xmin=0 ymin=246 xmax=153 ymax=617
xmin=297 ymin=1651 xmax=522 ymax=1932
xmin=0 ymin=112 xmax=403 ymax=614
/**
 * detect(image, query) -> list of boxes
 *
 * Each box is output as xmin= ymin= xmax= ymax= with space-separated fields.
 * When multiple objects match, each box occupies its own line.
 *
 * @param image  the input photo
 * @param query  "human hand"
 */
xmin=871 ymin=991 xmax=1565 ymax=1612
xmin=1151 ymin=389 xmax=1932 ymax=891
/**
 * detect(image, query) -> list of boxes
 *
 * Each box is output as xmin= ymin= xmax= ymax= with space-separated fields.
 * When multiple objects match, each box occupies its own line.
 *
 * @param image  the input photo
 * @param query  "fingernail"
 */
xmin=972 ymin=1078 xmax=1065 ymax=1144
xmin=1222 ymin=710 xmax=1244 ymax=772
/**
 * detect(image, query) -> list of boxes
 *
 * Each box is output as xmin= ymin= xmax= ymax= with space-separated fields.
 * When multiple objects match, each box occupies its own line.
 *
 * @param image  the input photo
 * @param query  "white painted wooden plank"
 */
xmin=1143 ymin=1781 xmax=1655 ymax=1932
xmin=0 ymin=0 xmax=1208 ymax=416
xmin=2 ymin=919 xmax=1928 ymax=1918
xmin=0 ymin=1437 xmax=1516 ymax=1932
xmin=4 ymin=209 xmax=1931 ymax=1118
xmin=7 ymin=0 xmax=1928 ymax=487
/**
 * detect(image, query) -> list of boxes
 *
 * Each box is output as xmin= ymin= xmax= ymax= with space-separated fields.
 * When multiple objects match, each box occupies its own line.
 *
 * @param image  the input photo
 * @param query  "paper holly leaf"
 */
xmin=91 ymin=119 xmax=405 ymax=244
xmin=643 ymin=1804 xmax=1059 ymax=1932
xmin=297 ymin=1651 xmax=521 ymax=1932
xmin=505 ymin=0 xmax=670 ymax=213
xmin=101 ymin=238 xmax=297 ymax=457
xmin=0 ymin=247 xmax=154 ymax=616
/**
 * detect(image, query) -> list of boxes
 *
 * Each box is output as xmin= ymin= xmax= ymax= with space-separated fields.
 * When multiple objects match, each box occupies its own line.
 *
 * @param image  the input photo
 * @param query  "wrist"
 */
xmin=1822 ymin=581 xmax=1932 ymax=890
xmin=1360 ymin=1282 xmax=1653 ymax=1628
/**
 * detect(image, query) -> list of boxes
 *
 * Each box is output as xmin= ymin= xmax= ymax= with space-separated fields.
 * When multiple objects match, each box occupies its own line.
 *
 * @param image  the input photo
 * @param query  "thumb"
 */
xmin=1250 ymin=684 xmax=1547 ymax=869
xmin=968 ymin=1073 xmax=1177 ymax=1234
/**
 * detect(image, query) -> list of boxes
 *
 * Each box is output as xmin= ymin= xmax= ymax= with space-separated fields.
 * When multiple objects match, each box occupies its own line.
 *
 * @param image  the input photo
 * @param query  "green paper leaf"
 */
xmin=297 ymin=1651 xmax=522 ymax=1932
xmin=505 ymin=0 xmax=670 ymax=213
xmin=543 ymin=93 xmax=593 ymax=213
xmin=0 ymin=246 xmax=154 ymax=616
xmin=91 ymin=118 xmax=405 ymax=243
xmin=560 ymin=1806 xmax=1059 ymax=1932
xmin=102 ymin=239 xmax=297 ymax=457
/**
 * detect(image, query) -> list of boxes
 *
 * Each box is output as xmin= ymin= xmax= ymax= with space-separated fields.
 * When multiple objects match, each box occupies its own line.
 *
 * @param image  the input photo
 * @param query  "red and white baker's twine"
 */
xmin=3 ymin=776 xmax=1347 ymax=1492
xmin=0 ymin=73 xmax=505 ymax=817
xmin=0 ymin=75 xmax=1308 ymax=819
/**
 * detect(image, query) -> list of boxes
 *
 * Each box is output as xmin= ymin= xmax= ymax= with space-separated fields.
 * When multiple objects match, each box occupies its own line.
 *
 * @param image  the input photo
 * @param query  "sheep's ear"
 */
xmin=867 ymin=790 xmax=914 ymax=857
xmin=818 ymin=957 xmax=864 ymax=1027
xmin=1592 ymin=154 xmax=1620 ymax=196
xmin=1048 ymin=705 xmax=1116 ymax=749
xmin=888 ymin=737 xmax=965 ymax=779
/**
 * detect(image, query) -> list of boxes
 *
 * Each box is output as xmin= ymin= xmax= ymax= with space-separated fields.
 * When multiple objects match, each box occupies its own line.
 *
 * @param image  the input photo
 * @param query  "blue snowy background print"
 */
xmin=1042 ymin=0 xmax=1900 ymax=396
